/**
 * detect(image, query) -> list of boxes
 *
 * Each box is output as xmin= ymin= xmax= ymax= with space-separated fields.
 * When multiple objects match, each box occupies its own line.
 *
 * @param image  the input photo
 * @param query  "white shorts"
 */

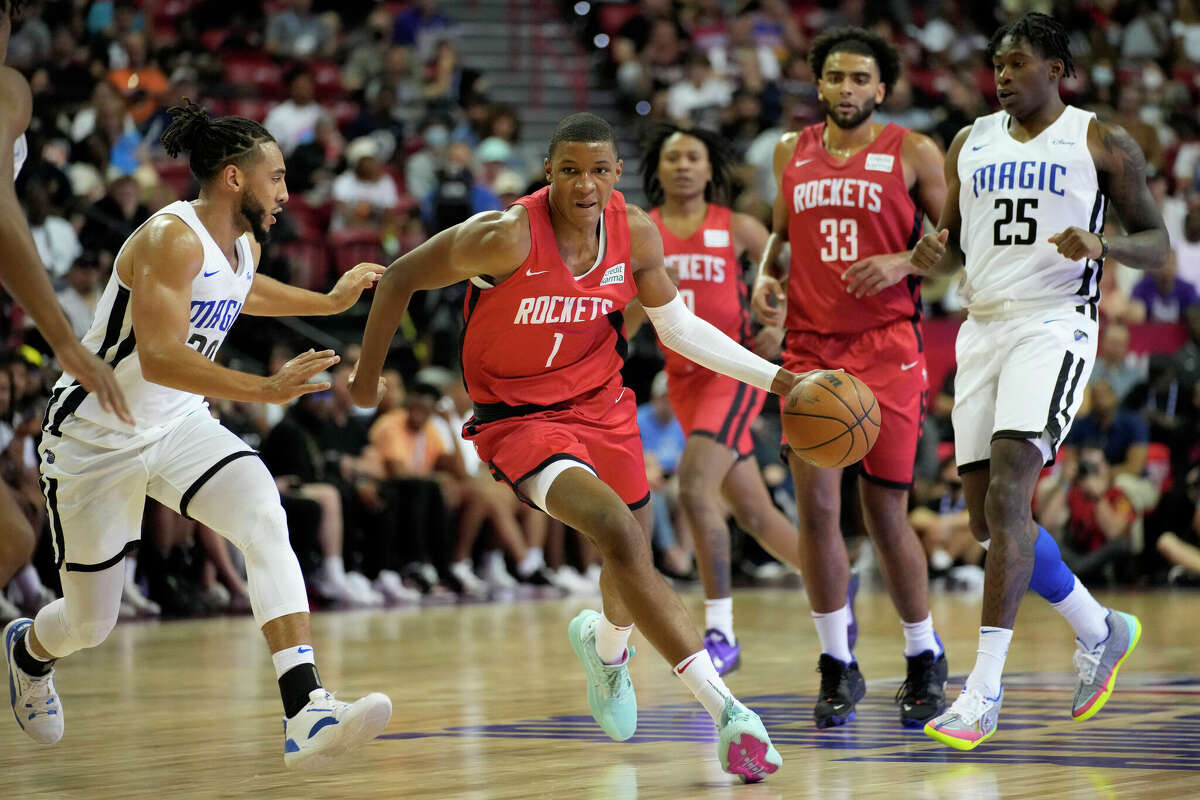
xmin=38 ymin=409 xmax=261 ymax=572
xmin=952 ymin=311 xmax=1098 ymax=474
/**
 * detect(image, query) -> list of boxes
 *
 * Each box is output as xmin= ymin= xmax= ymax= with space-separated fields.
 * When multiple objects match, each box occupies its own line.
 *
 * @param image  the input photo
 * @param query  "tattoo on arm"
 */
xmin=1097 ymin=123 xmax=1170 ymax=272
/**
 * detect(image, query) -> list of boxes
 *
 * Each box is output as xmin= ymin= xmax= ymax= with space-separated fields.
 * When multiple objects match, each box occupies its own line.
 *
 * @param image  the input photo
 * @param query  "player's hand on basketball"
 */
xmin=842 ymin=252 xmax=911 ymax=298
xmin=57 ymin=340 xmax=135 ymax=426
xmin=751 ymin=275 xmax=786 ymax=328
xmin=1048 ymin=227 xmax=1103 ymax=261
xmin=348 ymin=360 xmax=386 ymax=407
xmin=909 ymin=229 xmax=949 ymax=275
xmin=262 ymin=348 xmax=339 ymax=404
xmin=752 ymin=325 xmax=784 ymax=360
xmin=328 ymin=262 xmax=387 ymax=313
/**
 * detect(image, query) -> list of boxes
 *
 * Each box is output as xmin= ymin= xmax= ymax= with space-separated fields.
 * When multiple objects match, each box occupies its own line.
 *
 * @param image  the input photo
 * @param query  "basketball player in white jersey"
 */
xmin=909 ymin=13 xmax=1170 ymax=749
xmin=2 ymin=100 xmax=393 ymax=769
xmin=0 ymin=0 xmax=132 ymax=589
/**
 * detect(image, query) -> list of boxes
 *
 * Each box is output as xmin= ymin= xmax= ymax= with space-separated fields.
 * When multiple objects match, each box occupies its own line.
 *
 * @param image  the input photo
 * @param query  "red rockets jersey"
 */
xmin=649 ymin=203 xmax=751 ymax=377
xmin=461 ymin=186 xmax=637 ymax=407
xmin=782 ymin=122 xmax=923 ymax=335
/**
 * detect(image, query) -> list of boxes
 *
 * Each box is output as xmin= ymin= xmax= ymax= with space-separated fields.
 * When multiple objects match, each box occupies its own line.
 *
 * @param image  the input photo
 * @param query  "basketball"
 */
xmin=782 ymin=370 xmax=881 ymax=468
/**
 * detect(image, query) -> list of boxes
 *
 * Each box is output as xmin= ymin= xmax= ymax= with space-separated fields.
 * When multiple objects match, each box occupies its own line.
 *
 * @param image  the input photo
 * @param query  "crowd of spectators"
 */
xmin=3 ymin=0 xmax=1200 ymax=624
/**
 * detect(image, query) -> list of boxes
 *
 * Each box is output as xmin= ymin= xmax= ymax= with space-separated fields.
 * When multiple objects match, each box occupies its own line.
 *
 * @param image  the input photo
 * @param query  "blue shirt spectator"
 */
xmin=1131 ymin=256 xmax=1199 ymax=323
xmin=1067 ymin=380 xmax=1150 ymax=474
xmin=638 ymin=377 xmax=685 ymax=475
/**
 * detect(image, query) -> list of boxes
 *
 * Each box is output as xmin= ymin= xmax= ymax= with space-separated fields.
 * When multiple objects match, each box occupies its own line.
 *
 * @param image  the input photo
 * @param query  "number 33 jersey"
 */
xmin=460 ymin=186 xmax=637 ymax=408
xmin=957 ymin=106 xmax=1104 ymax=319
xmin=44 ymin=200 xmax=255 ymax=439
xmin=782 ymin=122 xmax=923 ymax=336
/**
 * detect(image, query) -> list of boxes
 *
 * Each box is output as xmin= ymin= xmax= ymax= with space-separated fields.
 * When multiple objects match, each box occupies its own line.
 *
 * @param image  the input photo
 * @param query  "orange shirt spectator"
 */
xmin=369 ymin=408 xmax=451 ymax=477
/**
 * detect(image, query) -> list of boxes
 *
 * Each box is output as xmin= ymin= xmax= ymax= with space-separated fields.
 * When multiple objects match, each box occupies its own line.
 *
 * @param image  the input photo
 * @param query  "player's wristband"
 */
xmin=1097 ymin=232 xmax=1109 ymax=259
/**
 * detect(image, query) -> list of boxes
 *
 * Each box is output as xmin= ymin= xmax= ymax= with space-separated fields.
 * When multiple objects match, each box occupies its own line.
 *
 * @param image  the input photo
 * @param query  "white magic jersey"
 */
xmin=957 ymin=106 xmax=1105 ymax=320
xmin=14 ymin=133 xmax=27 ymax=178
xmin=44 ymin=200 xmax=256 ymax=440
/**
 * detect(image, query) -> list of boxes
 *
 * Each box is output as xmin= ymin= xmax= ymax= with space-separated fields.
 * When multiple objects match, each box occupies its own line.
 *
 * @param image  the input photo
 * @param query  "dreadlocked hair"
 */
xmin=640 ymin=125 xmax=734 ymax=208
xmin=808 ymin=26 xmax=901 ymax=98
xmin=160 ymin=99 xmax=276 ymax=183
xmin=988 ymin=13 xmax=1076 ymax=78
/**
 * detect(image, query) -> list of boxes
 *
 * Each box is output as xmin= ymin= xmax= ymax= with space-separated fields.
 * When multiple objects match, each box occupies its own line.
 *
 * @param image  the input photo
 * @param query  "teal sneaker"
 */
xmin=567 ymin=609 xmax=637 ymax=741
xmin=717 ymin=696 xmax=782 ymax=782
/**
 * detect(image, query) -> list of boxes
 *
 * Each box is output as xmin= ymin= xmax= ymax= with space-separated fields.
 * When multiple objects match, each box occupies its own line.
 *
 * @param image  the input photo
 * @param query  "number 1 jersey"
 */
xmin=957 ymin=106 xmax=1104 ymax=320
xmin=782 ymin=122 xmax=923 ymax=336
xmin=460 ymin=186 xmax=638 ymax=407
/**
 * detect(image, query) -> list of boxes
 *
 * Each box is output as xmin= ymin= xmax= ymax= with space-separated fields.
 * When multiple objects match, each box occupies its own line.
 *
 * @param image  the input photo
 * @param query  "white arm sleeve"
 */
xmin=643 ymin=293 xmax=780 ymax=393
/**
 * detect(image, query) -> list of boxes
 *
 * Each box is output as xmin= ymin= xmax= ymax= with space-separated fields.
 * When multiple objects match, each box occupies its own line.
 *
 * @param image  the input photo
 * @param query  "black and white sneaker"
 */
xmin=813 ymin=653 xmax=866 ymax=729
xmin=896 ymin=648 xmax=948 ymax=728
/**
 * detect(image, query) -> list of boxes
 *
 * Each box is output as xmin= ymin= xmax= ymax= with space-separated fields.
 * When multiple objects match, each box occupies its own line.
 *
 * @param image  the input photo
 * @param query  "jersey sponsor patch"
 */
xmin=864 ymin=153 xmax=895 ymax=173
xmin=600 ymin=262 xmax=627 ymax=286
xmin=703 ymin=228 xmax=730 ymax=248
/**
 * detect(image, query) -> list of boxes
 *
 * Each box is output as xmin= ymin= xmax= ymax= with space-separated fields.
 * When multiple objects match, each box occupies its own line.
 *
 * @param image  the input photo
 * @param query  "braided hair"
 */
xmin=640 ymin=125 xmax=733 ymax=208
xmin=160 ymin=100 xmax=276 ymax=184
xmin=988 ymin=13 xmax=1076 ymax=79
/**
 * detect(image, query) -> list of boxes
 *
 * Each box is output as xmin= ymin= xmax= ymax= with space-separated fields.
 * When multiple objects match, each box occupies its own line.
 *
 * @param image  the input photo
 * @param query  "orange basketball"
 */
xmin=782 ymin=370 xmax=881 ymax=468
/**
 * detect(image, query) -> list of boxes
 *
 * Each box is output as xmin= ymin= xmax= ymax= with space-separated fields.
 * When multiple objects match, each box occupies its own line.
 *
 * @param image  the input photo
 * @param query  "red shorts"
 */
xmin=781 ymin=319 xmax=927 ymax=488
xmin=666 ymin=367 xmax=765 ymax=458
xmin=464 ymin=380 xmax=650 ymax=508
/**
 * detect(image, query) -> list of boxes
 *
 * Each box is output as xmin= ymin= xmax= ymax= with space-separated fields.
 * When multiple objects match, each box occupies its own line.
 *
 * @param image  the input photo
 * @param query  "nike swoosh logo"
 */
xmin=971 ymin=145 xmax=988 ymax=151
xmin=794 ymin=158 xmax=814 ymax=167
xmin=526 ymin=268 xmax=550 ymax=277
xmin=203 ymin=270 xmax=220 ymax=277
xmin=675 ymin=655 xmax=700 ymax=674
xmin=297 ymin=646 xmax=312 ymax=654
xmin=900 ymin=361 xmax=919 ymax=371
xmin=1043 ymin=319 xmax=1066 ymax=324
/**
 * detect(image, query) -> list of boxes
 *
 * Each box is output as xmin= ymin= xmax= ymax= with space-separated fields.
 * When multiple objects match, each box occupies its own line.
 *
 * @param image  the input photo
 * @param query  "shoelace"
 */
xmin=948 ymin=688 xmax=990 ymax=725
xmin=894 ymin=658 xmax=935 ymax=706
xmin=19 ymin=671 xmax=56 ymax=704
xmin=1073 ymin=642 xmax=1103 ymax=685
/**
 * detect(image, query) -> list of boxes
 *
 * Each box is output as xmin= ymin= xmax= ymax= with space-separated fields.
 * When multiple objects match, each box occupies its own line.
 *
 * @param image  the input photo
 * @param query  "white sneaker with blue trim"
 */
xmin=283 ymin=688 xmax=392 ymax=769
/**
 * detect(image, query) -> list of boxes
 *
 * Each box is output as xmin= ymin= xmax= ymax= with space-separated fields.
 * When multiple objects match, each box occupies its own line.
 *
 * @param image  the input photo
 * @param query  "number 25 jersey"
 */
xmin=957 ymin=106 xmax=1104 ymax=319
xmin=460 ymin=186 xmax=637 ymax=407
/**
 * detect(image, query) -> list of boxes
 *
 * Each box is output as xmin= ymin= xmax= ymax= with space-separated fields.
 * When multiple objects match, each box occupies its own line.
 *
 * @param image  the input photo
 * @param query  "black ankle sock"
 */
xmin=13 ymin=632 xmax=54 ymax=677
xmin=279 ymin=663 xmax=322 ymax=719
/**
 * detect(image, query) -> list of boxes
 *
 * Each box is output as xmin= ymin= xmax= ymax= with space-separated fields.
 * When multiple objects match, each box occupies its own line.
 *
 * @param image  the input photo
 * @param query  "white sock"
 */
xmin=812 ymin=605 xmax=852 ymax=663
xmin=322 ymin=555 xmax=346 ymax=581
xmin=704 ymin=597 xmax=735 ymax=644
xmin=13 ymin=564 xmax=45 ymax=597
xmin=964 ymin=627 xmax=1012 ymax=698
xmin=271 ymin=644 xmax=316 ymax=680
xmin=594 ymin=611 xmax=633 ymax=665
xmin=124 ymin=557 xmax=137 ymax=584
xmin=517 ymin=548 xmax=544 ymax=577
xmin=674 ymin=649 xmax=731 ymax=723
xmin=1051 ymin=576 xmax=1110 ymax=649
xmin=901 ymin=614 xmax=942 ymax=657
xmin=978 ymin=538 xmax=990 ymax=550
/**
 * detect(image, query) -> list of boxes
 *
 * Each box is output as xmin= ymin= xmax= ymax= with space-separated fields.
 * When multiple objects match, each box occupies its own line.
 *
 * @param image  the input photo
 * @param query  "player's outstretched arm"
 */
xmin=0 ymin=69 xmax=134 ymax=424
xmin=843 ymin=132 xmax=947 ymax=297
xmin=751 ymin=132 xmax=798 ymax=327
xmin=629 ymin=205 xmax=801 ymax=398
xmin=349 ymin=207 xmax=532 ymax=407
xmin=242 ymin=242 xmax=385 ymax=316
xmin=130 ymin=216 xmax=337 ymax=404
xmin=910 ymin=125 xmax=971 ymax=277
xmin=1051 ymin=120 xmax=1169 ymax=271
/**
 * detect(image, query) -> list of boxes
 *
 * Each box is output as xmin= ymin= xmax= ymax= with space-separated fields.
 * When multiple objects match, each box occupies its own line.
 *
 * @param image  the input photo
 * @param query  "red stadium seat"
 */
xmin=327 ymin=230 xmax=384 ymax=277
xmin=153 ymin=160 xmax=195 ymax=200
xmin=228 ymin=98 xmax=275 ymax=122
xmin=309 ymin=60 xmax=345 ymax=101
xmin=276 ymin=240 xmax=330 ymax=291
xmin=224 ymin=55 xmax=285 ymax=100
xmin=598 ymin=4 xmax=639 ymax=36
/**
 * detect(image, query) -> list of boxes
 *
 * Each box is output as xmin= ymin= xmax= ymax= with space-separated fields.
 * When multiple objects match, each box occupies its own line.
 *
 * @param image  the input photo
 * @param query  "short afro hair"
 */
xmin=808 ymin=27 xmax=901 ymax=98
xmin=547 ymin=112 xmax=619 ymax=160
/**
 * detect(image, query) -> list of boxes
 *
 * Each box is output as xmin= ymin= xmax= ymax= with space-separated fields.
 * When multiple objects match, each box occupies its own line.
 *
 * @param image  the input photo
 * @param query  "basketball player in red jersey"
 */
xmin=638 ymin=126 xmax=805 ymax=676
xmin=751 ymin=27 xmax=950 ymax=730
xmin=0 ymin=0 xmax=132 ymax=589
xmin=351 ymin=113 xmax=802 ymax=782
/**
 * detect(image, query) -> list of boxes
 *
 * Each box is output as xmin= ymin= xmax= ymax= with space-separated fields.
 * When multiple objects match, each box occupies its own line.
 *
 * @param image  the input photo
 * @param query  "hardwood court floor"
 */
xmin=2 ymin=585 xmax=1198 ymax=799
